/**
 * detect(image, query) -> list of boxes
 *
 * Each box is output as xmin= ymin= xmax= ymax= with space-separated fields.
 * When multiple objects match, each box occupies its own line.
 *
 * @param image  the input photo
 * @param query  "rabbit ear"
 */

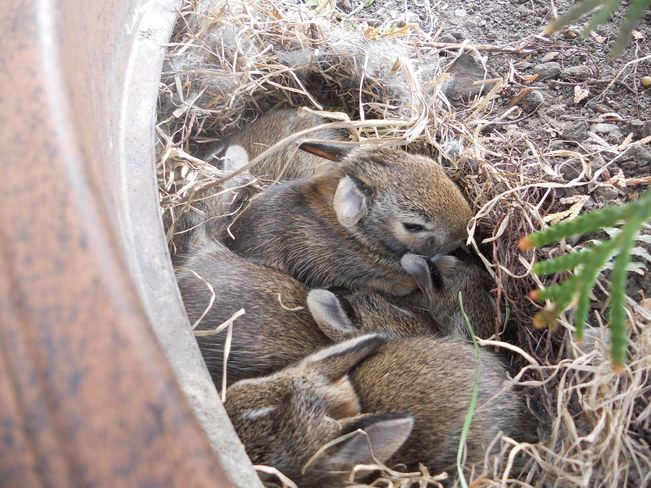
xmin=301 ymin=334 xmax=388 ymax=380
xmin=307 ymin=289 xmax=358 ymax=341
xmin=401 ymin=253 xmax=436 ymax=297
xmin=303 ymin=413 xmax=414 ymax=473
xmin=299 ymin=141 xmax=351 ymax=162
xmin=333 ymin=176 xmax=367 ymax=228
xmin=222 ymin=144 xmax=250 ymax=171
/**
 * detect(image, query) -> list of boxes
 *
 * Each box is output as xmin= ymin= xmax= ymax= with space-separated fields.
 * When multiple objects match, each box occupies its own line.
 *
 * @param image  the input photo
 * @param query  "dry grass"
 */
xmin=156 ymin=1 xmax=650 ymax=486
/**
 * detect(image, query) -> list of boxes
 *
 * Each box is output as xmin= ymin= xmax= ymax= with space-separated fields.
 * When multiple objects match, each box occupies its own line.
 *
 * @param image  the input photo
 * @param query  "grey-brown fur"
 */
xmin=204 ymin=109 xmax=342 ymax=181
xmin=176 ymin=242 xmax=441 ymax=388
xmin=224 ymin=335 xmax=414 ymax=488
xmin=176 ymin=241 xmax=330 ymax=389
xmin=350 ymin=337 xmax=529 ymax=471
xmin=401 ymin=252 xmax=497 ymax=339
xmin=224 ymin=334 xmax=532 ymax=486
xmin=307 ymin=287 xmax=436 ymax=341
xmin=225 ymin=146 xmax=473 ymax=295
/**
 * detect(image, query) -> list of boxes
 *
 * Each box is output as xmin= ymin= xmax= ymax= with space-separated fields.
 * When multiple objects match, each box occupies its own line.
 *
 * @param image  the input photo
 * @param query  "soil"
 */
xmin=356 ymin=0 xmax=650 ymax=175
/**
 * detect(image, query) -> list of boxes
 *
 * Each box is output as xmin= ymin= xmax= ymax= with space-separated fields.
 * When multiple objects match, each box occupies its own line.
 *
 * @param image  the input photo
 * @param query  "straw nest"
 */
xmin=156 ymin=1 xmax=650 ymax=486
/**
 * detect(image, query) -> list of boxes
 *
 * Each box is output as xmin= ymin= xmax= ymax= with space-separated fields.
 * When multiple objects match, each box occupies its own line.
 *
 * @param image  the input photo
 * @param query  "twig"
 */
xmin=421 ymin=41 xmax=537 ymax=55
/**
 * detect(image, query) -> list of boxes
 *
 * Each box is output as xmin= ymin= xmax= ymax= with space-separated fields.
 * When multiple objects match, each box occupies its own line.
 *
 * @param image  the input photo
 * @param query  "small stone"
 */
xmin=594 ymin=186 xmax=621 ymax=201
xmin=643 ymin=121 xmax=651 ymax=137
xmin=463 ymin=19 xmax=478 ymax=29
xmin=561 ymin=65 xmax=592 ymax=80
xmin=533 ymin=62 xmax=562 ymax=80
xmin=404 ymin=12 xmax=420 ymax=23
xmin=628 ymin=118 xmax=644 ymax=128
xmin=559 ymin=158 xmax=584 ymax=180
xmin=590 ymin=123 xmax=619 ymax=134
xmin=438 ymin=34 xmax=457 ymax=44
xmin=451 ymin=31 xmax=464 ymax=40
xmin=606 ymin=130 xmax=624 ymax=143
xmin=543 ymin=103 xmax=566 ymax=117
xmin=625 ymin=118 xmax=646 ymax=137
xmin=560 ymin=120 xmax=588 ymax=141
xmin=594 ymin=103 xmax=610 ymax=113
xmin=622 ymin=145 xmax=651 ymax=174
xmin=445 ymin=54 xmax=487 ymax=104
xmin=540 ymin=51 xmax=560 ymax=63
xmin=454 ymin=8 xmax=467 ymax=17
xmin=336 ymin=0 xmax=352 ymax=12
xmin=520 ymin=90 xmax=544 ymax=113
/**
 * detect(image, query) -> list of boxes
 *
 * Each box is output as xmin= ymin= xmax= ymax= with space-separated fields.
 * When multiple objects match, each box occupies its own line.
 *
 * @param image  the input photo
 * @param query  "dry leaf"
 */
xmin=363 ymin=27 xmax=377 ymax=39
xmin=543 ymin=195 xmax=590 ymax=225
xmin=590 ymin=31 xmax=606 ymax=44
xmin=563 ymin=28 xmax=580 ymax=39
xmin=507 ymin=87 xmax=533 ymax=108
xmin=574 ymin=85 xmax=589 ymax=104
xmin=390 ymin=58 xmax=402 ymax=74
xmin=592 ymin=112 xmax=624 ymax=123
xmin=540 ymin=51 xmax=559 ymax=62
xmin=520 ymin=73 xmax=539 ymax=83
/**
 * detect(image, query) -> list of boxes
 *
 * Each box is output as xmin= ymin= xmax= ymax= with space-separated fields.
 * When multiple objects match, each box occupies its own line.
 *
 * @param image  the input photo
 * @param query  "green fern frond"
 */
xmin=523 ymin=189 xmax=651 ymax=370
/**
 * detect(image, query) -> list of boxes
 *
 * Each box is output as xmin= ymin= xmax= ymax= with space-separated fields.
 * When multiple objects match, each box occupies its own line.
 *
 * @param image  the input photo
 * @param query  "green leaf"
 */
xmin=574 ymin=289 xmax=592 ymax=341
xmin=546 ymin=0 xmax=604 ymax=34
xmin=535 ymin=274 xmax=580 ymax=307
xmin=528 ymin=204 xmax=630 ymax=248
xmin=583 ymin=0 xmax=620 ymax=35
xmin=533 ymin=247 xmax=594 ymax=275
xmin=608 ymin=204 xmax=651 ymax=367
xmin=528 ymin=189 xmax=651 ymax=368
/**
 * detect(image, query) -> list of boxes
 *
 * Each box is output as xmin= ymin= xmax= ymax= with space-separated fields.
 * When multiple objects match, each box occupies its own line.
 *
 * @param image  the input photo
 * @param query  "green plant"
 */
xmin=456 ymin=293 xmax=480 ymax=488
xmin=519 ymin=189 xmax=651 ymax=371
xmin=545 ymin=0 xmax=651 ymax=56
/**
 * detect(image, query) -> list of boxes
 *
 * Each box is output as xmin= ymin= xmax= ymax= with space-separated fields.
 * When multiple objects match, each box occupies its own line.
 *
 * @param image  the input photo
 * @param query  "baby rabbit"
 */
xmin=204 ymin=109 xmax=343 ymax=181
xmin=224 ymin=334 xmax=414 ymax=488
xmin=307 ymin=286 xmax=434 ymax=340
xmin=225 ymin=144 xmax=473 ymax=295
xmin=177 ymin=242 xmax=437 ymax=389
xmin=177 ymin=241 xmax=330 ymax=389
xmin=225 ymin=333 xmax=533 ymax=487
xmin=401 ymin=251 xmax=496 ymax=339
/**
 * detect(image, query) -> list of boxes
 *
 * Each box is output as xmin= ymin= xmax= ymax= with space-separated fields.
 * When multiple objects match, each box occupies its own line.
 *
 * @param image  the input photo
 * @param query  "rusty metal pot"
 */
xmin=0 ymin=1 xmax=260 ymax=486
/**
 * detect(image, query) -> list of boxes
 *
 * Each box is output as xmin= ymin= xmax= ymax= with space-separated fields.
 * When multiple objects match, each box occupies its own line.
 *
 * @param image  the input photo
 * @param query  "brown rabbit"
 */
xmin=224 ymin=334 xmax=414 ymax=488
xmin=225 ymin=144 xmax=473 ymax=295
xmin=307 ymin=286 xmax=434 ymax=340
xmin=400 ymin=250 xmax=496 ymax=339
xmin=176 ymin=241 xmax=331 ymax=389
xmin=176 ymin=242 xmax=438 ymax=389
xmin=225 ymin=333 xmax=533 ymax=487
xmin=204 ymin=109 xmax=343 ymax=181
